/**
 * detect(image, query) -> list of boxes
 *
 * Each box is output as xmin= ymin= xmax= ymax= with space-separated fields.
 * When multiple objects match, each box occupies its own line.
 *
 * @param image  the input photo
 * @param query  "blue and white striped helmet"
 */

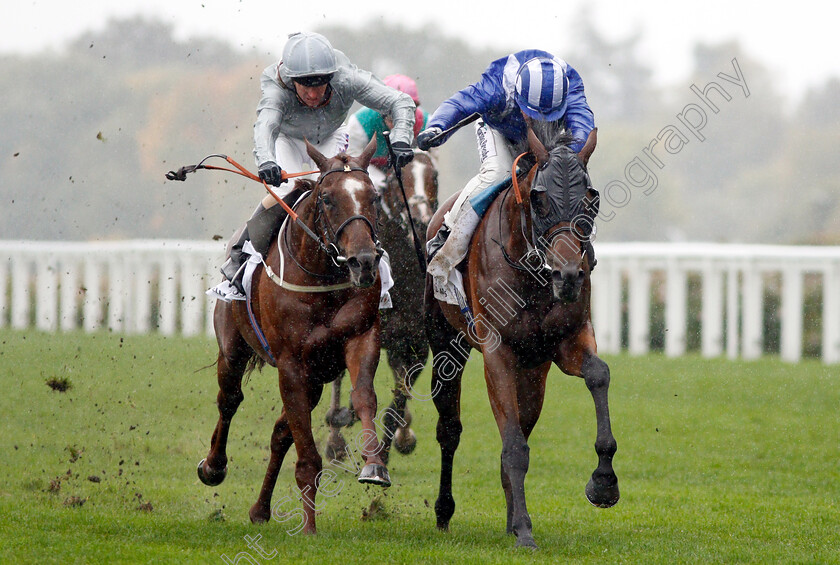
xmin=514 ymin=57 xmax=569 ymax=121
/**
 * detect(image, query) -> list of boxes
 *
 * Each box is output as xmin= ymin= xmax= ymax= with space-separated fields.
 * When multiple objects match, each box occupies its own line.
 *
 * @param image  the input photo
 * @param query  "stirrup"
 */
xmin=221 ymin=256 xmax=248 ymax=295
xmin=426 ymin=224 xmax=451 ymax=263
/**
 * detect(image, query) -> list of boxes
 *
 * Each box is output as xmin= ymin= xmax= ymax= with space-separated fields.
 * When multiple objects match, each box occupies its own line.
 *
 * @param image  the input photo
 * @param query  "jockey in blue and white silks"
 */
xmin=417 ymin=50 xmax=595 ymax=305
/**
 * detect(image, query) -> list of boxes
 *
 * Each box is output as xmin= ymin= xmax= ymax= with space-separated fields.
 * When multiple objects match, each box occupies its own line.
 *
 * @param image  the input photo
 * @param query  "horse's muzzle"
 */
xmin=347 ymin=250 xmax=381 ymax=288
xmin=552 ymin=265 xmax=585 ymax=302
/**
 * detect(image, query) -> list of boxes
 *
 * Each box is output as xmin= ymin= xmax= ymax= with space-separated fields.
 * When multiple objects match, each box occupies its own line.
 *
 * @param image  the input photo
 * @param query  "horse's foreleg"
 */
xmin=380 ymin=349 xmax=425 ymax=462
xmin=580 ymin=353 xmax=619 ymax=508
xmin=345 ymin=324 xmax=389 ymax=486
xmin=484 ymin=345 xmax=539 ymax=549
xmin=274 ymin=361 xmax=324 ymax=534
xmin=498 ymin=363 xmax=549 ymax=535
xmin=425 ymin=299 xmax=468 ymax=532
xmin=198 ymin=328 xmax=250 ymax=486
xmin=558 ymin=329 xmax=620 ymax=509
xmin=324 ymin=377 xmax=350 ymax=462
xmin=430 ymin=354 xmax=464 ymax=532
xmin=249 ymin=410 xmax=294 ymax=524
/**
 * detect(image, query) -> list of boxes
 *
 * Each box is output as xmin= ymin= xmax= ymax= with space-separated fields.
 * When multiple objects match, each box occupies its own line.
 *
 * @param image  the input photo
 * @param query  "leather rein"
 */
xmin=493 ymin=152 xmax=586 ymax=274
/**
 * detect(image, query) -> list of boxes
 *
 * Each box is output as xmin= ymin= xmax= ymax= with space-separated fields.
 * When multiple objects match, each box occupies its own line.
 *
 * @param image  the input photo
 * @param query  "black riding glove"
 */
xmin=390 ymin=141 xmax=415 ymax=169
xmin=258 ymin=161 xmax=285 ymax=186
xmin=416 ymin=127 xmax=444 ymax=151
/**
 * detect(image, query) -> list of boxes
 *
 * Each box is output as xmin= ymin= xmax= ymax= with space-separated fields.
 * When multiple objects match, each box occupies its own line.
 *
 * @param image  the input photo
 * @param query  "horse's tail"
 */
xmin=243 ymin=353 xmax=266 ymax=383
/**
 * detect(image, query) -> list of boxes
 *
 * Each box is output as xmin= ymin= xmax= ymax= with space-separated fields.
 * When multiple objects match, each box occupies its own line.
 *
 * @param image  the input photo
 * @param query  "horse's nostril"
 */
xmin=347 ymin=257 xmax=361 ymax=270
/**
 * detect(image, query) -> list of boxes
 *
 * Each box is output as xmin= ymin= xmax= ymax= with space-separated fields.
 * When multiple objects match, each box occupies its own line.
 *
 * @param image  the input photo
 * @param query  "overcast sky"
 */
xmin=3 ymin=0 xmax=838 ymax=102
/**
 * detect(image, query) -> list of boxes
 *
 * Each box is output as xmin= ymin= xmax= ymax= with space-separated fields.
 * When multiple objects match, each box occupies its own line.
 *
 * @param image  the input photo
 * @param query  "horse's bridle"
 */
xmin=493 ymin=157 xmax=592 ymax=274
xmin=313 ymin=165 xmax=384 ymax=269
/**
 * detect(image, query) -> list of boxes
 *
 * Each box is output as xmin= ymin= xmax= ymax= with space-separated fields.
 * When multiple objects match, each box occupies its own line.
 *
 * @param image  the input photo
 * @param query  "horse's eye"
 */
xmin=530 ymin=191 xmax=548 ymax=216
xmin=321 ymin=195 xmax=335 ymax=209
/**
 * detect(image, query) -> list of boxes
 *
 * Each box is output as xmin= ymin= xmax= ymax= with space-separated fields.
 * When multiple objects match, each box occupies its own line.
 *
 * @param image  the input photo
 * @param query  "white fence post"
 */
xmin=824 ymin=263 xmax=840 ymax=364
xmin=205 ymin=254 xmax=218 ymax=337
xmin=701 ymin=263 xmax=724 ymax=358
xmin=591 ymin=261 xmax=621 ymax=354
xmin=741 ymin=264 xmax=763 ymax=359
xmin=107 ymin=254 xmax=126 ymax=333
xmin=35 ymin=253 xmax=58 ymax=332
xmin=180 ymin=254 xmax=203 ymax=337
xmin=726 ymin=266 xmax=740 ymax=360
xmin=628 ymin=261 xmax=650 ymax=356
xmin=83 ymin=255 xmax=104 ymax=332
xmin=130 ymin=253 xmax=153 ymax=335
xmin=60 ymin=257 xmax=80 ymax=332
xmin=0 ymin=258 xmax=7 ymax=329
xmin=158 ymin=252 xmax=178 ymax=336
xmin=665 ymin=258 xmax=687 ymax=357
xmin=11 ymin=253 xmax=31 ymax=329
xmin=781 ymin=268 xmax=804 ymax=363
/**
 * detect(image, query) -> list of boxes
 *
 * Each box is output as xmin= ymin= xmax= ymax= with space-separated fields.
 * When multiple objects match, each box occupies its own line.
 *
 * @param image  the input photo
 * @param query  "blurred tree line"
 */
xmin=1 ymin=14 xmax=838 ymax=244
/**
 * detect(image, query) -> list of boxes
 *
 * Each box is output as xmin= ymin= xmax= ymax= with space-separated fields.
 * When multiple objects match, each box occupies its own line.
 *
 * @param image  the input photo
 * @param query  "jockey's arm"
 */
xmin=253 ymin=68 xmax=287 ymax=167
xmin=562 ymin=65 xmax=596 ymax=153
xmin=352 ymin=71 xmax=416 ymax=146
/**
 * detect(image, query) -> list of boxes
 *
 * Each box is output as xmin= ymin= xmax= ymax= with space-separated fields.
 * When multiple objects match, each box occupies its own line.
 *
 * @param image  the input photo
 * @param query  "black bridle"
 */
xmin=285 ymin=165 xmax=384 ymax=277
xmin=493 ymin=163 xmax=589 ymax=275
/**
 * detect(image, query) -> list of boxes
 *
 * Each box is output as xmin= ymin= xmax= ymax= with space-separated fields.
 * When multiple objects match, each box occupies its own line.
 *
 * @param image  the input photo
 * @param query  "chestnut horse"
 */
xmin=325 ymin=150 xmax=438 ymax=463
xmin=424 ymin=128 xmax=619 ymax=548
xmin=197 ymin=138 xmax=391 ymax=534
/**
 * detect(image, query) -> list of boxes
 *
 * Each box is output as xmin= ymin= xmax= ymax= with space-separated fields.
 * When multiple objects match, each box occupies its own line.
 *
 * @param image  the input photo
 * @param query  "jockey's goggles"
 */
xmin=293 ymin=74 xmax=334 ymax=87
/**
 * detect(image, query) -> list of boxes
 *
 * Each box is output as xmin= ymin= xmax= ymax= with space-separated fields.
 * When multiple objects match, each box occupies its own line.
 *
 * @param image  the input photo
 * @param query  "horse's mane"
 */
xmin=529 ymin=120 xmax=576 ymax=151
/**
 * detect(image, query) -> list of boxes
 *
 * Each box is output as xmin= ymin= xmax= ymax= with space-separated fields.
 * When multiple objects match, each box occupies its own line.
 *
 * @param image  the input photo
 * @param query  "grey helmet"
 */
xmin=282 ymin=32 xmax=337 ymax=79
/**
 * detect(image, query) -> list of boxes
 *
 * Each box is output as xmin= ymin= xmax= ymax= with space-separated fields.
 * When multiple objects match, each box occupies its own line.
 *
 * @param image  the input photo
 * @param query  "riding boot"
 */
xmin=425 ymin=223 xmax=450 ymax=262
xmin=220 ymin=201 xmax=290 ymax=294
xmin=427 ymin=206 xmax=481 ymax=305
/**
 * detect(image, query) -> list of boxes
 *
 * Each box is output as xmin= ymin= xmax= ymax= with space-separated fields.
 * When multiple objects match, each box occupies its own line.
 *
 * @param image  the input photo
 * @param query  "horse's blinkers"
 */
xmin=529 ymin=147 xmax=599 ymax=251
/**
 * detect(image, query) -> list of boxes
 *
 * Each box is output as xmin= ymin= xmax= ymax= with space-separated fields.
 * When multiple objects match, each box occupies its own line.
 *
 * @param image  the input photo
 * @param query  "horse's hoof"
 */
xmin=515 ymin=534 xmax=539 ymax=550
xmin=324 ymin=431 xmax=348 ymax=462
xmin=358 ymin=464 xmax=391 ymax=487
xmin=326 ymin=407 xmax=354 ymax=428
xmin=249 ymin=504 xmax=271 ymax=524
xmin=585 ymin=475 xmax=620 ymax=508
xmin=393 ymin=427 xmax=417 ymax=455
xmin=197 ymin=458 xmax=227 ymax=487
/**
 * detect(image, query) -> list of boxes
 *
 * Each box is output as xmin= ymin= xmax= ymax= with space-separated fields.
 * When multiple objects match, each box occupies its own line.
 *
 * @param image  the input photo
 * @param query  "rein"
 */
xmin=493 ymin=152 xmax=585 ymax=274
xmin=166 ymin=154 xmax=377 ymax=266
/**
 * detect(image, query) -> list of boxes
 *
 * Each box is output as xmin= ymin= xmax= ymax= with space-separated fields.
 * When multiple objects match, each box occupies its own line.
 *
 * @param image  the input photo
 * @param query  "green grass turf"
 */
xmin=0 ymin=329 xmax=837 ymax=564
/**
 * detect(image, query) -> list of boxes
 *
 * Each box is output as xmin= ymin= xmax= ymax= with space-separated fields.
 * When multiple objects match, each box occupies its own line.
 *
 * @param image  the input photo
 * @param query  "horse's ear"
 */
xmin=527 ymin=127 xmax=549 ymax=167
xmin=577 ymin=128 xmax=597 ymax=167
xmin=357 ymin=136 xmax=377 ymax=170
xmin=305 ymin=138 xmax=329 ymax=171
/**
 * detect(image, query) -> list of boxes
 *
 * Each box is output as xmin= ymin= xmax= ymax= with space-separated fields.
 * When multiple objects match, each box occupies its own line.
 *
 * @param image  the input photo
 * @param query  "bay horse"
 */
xmin=325 ymin=150 xmax=439 ymax=463
xmin=424 ymin=127 xmax=619 ymax=548
xmin=197 ymin=137 xmax=391 ymax=534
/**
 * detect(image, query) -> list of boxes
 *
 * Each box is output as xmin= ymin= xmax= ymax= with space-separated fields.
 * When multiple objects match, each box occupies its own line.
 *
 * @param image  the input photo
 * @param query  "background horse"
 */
xmin=325 ymin=150 xmax=438 ymax=463
xmin=424 ymin=128 xmax=619 ymax=548
xmin=197 ymin=138 xmax=391 ymax=534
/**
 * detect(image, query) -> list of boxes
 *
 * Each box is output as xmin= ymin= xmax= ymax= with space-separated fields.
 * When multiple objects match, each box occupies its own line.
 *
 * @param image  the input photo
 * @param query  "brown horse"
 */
xmin=325 ymin=151 xmax=438 ymax=463
xmin=197 ymin=137 xmax=391 ymax=534
xmin=424 ymin=128 xmax=619 ymax=548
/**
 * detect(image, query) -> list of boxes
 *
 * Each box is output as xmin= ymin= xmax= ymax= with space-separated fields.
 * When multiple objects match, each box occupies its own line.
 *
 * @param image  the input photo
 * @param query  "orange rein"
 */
xmin=510 ymin=151 xmax=535 ymax=205
xmin=201 ymin=156 xmax=318 ymax=222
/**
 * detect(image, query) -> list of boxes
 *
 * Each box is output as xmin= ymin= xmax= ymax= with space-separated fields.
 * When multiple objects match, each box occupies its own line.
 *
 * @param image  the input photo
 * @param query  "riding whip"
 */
xmin=383 ymin=130 xmax=428 ymax=275
xmin=426 ymin=112 xmax=480 ymax=145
